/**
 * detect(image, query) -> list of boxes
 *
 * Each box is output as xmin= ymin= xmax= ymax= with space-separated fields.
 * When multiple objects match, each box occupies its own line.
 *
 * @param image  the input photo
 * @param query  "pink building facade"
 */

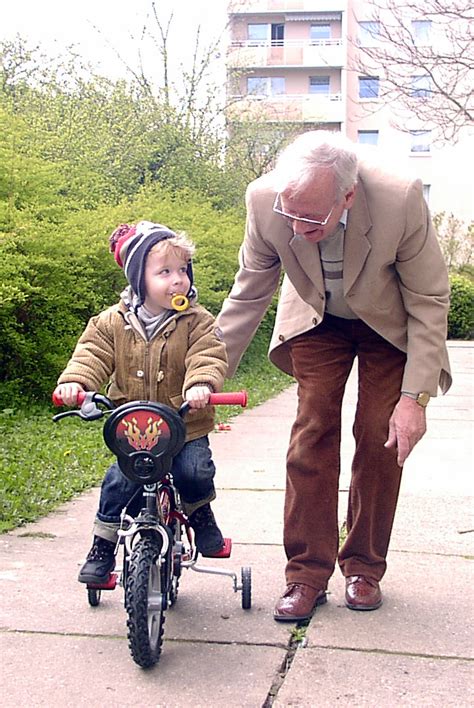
xmin=226 ymin=0 xmax=473 ymax=223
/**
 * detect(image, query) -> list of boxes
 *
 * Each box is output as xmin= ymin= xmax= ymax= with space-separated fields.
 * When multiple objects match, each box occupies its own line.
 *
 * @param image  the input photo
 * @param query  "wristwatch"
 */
xmin=416 ymin=392 xmax=430 ymax=407
xmin=402 ymin=391 xmax=430 ymax=407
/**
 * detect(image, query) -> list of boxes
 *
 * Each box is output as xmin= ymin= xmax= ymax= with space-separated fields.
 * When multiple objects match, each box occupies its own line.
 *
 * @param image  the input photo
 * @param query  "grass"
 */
xmin=0 ymin=351 xmax=292 ymax=533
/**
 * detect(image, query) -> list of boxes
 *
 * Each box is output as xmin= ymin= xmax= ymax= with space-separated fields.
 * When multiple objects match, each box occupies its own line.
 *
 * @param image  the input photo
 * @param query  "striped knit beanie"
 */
xmin=109 ymin=220 xmax=194 ymax=307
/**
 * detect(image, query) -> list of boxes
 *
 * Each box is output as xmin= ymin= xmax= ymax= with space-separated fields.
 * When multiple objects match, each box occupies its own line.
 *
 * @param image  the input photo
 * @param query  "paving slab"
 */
xmin=1 ymin=633 xmax=284 ymax=708
xmin=306 ymin=552 xmax=474 ymax=659
xmin=275 ymin=647 xmax=473 ymax=708
xmin=390 ymin=494 xmax=474 ymax=555
xmin=0 ymin=341 xmax=472 ymax=706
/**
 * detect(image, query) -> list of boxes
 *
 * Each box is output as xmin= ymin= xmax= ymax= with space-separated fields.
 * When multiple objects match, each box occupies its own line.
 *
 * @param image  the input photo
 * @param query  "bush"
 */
xmin=0 ymin=183 xmax=281 ymax=405
xmin=448 ymin=274 xmax=474 ymax=340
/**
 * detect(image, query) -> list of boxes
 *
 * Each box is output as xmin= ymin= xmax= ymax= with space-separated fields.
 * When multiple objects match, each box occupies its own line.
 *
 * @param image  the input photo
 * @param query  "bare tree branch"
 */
xmin=349 ymin=0 xmax=474 ymax=143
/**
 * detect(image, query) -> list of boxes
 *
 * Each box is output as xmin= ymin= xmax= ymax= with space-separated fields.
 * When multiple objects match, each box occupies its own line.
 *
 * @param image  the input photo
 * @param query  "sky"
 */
xmin=1 ymin=0 xmax=229 ymax=84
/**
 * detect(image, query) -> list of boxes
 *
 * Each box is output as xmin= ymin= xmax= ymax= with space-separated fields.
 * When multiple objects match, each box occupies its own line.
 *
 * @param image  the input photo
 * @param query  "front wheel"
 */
xmin=125 ymin=537 xmax=167 ymax=668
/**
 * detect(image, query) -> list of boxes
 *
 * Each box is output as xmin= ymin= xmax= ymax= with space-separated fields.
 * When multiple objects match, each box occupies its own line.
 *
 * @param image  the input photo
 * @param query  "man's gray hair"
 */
xmin=272 ymin=130 xmax=359 ymax=199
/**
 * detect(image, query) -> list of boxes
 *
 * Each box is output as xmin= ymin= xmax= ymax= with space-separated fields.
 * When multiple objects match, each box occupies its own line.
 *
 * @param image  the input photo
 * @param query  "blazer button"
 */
xmin=157 ymin=370 xmax=165 ymax=382
xmin=136 ymin=370 xmax=144 ymax=378
xmin=318 ymin=292 xmax=324 ymax=300
xmin=278 ymin=334 xmax=285 ymax=342
xmin=312 ymin=318 xmax=318 ymax=325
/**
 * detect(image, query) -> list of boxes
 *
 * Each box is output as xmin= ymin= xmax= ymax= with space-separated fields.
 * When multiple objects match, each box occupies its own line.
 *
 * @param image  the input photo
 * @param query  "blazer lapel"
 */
xmin=289 ymin=234 xmax=324 ymax=292
xmin=343 ymin=182 xmax=372 ymax=294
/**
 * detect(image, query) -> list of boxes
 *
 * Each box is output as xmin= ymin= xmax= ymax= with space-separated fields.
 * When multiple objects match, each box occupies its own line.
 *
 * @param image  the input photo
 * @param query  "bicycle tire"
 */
xmin=125 ymin=536 xmax=167 ymax=668
xmin=241 ymin=566 xmax=252 ymax=610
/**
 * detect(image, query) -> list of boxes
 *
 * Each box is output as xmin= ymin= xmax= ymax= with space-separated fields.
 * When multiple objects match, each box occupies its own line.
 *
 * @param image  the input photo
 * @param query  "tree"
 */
xmin=433 ymin=212 xmax=473 ymax=272
xmin=350 ymin=0 xmax=474 ymax=143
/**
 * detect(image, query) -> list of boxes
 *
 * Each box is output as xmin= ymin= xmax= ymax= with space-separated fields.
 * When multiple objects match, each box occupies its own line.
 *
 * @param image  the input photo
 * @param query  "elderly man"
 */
xmin=216 ymin=131 xmax=451 ymax=622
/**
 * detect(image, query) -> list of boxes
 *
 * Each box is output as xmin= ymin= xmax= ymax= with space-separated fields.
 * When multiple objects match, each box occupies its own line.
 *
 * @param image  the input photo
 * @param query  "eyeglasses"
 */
xmin=273 ymin=193 xmax=336 ymax=227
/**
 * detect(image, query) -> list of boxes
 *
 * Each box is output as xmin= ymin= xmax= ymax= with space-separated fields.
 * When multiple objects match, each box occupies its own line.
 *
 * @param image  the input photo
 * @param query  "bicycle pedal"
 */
xmin=203 ymin=537 xmax=232 ymax=558
xmin=86 ymin=572 xmax=118 ymax=591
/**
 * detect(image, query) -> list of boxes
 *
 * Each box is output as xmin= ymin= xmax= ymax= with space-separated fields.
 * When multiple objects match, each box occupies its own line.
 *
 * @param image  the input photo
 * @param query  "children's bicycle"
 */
xmin=52 ymin=390 xmax=250 ymax=668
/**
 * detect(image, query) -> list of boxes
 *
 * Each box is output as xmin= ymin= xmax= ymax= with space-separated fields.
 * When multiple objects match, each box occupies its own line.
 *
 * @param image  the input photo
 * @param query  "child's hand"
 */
xmin=53 ymin=383 xmax=85 ymax=406
xmin=185 ymin=385 xmax=212 ymax=410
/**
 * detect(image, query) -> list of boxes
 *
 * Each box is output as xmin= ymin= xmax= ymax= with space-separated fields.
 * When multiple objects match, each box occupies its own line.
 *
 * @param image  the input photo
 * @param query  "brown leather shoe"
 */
xmin=345 ymin=575 xmax=382 ymax=611
xmin=274 ymin=583 xmax=327 ymax=622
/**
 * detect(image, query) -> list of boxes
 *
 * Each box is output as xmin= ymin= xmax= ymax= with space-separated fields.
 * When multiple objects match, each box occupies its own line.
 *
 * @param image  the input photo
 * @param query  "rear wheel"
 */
xmin=125 ymin=537 xmax=167 ymax=668
xmin=169 ymin=518 xmax=183 ymax=606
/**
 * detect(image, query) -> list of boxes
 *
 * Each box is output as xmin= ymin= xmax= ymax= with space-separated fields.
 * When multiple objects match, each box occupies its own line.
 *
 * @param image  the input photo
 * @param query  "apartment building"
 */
xmin=226 ymin=0 xmax=473 ymax=222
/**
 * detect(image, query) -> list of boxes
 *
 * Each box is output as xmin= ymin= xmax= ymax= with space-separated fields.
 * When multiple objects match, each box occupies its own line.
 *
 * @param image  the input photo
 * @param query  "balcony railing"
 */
xmin=227 ymin=93 xmax=344 ymax=123
xmin=228 ymin=38 xmax=345 ymax=68
xmin=228 ymin=0 xmax=346 ymax=13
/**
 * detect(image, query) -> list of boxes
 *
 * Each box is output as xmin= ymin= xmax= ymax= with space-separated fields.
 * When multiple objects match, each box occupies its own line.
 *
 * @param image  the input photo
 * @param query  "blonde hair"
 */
xmin=149 ymin=232 xmax=195 ymax=262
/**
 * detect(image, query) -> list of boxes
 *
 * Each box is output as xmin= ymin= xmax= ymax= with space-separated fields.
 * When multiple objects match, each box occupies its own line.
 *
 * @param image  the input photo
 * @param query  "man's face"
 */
xmin=278 ymin=168 xmax=356 ymax=244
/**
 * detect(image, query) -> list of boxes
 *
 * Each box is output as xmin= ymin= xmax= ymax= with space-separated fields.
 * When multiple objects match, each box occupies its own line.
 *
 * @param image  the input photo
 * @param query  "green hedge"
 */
xmin=0 ymin=184 xmax=255 ymax=406
xmin=448 ymin=274 xmax=474 ymax=340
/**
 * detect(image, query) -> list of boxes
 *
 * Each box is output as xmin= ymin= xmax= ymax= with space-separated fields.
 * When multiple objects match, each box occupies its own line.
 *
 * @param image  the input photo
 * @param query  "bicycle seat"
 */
xmin=103 ymin=401 xmax=186 ymax=484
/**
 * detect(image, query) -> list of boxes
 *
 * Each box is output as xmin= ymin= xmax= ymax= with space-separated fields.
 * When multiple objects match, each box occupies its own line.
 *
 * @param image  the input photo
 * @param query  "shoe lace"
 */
xmin=88 ymin=538 xmax=114 ymax=561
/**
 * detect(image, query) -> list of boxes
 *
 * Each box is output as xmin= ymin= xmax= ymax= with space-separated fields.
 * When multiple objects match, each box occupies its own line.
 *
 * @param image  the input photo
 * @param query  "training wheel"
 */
xmin=88 ymin=587 xmax=101 ymax=607
xmin=241 ymin=566 xmax=251 ymax=610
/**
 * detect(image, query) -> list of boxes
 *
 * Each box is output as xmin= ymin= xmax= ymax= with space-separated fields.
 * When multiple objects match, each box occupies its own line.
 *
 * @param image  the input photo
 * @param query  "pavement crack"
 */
xmin=313 ymin=643 xmax=474 ymax=663
xmin=262 ymin=621 xmax=310 ymax=707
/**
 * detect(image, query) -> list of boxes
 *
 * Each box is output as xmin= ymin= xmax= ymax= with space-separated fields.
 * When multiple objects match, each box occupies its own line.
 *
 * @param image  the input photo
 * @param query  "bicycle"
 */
xmin=52 ymin=389 xmax=251 ymax=668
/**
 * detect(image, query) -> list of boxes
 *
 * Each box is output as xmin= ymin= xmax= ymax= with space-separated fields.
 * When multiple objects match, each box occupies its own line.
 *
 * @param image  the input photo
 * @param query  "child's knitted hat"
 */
xmin=109 ymin=220 xmax=194 ymax=307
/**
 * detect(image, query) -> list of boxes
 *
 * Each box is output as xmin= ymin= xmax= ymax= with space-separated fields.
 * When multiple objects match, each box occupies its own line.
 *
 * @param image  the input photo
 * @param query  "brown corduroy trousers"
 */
xmin=284 ymin=314 xmax=407 ymax=590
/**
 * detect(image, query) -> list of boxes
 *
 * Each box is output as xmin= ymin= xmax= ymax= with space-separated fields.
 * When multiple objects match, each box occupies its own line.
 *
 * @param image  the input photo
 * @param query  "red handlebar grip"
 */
xmin=52 ymin=390 xmax=87 ymax=407
xmin=208 ymin=391 xmax=248 ymax=407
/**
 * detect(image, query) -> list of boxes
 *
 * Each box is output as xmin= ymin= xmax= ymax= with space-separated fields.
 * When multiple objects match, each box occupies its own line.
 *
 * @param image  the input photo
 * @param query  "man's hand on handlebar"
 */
xmin=185 ymin=385 xmax=212 ymax=410
xmin=53 ymin=383 xmax=85 ymax=407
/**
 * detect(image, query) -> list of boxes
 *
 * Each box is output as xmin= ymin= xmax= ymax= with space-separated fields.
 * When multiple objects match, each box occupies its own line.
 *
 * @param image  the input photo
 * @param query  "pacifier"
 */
xmin=171 ymin=294 xmax=189 ymax=312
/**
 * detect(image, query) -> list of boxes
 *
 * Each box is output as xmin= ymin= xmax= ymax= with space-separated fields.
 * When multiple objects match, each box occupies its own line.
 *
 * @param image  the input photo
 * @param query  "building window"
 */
xmin=310 ymin=24 xmax=331 ymax=42
xmin=422 ymin=184 xmax=431 ymax=203
xmin=358 ymin=21 xmax=381 ymax=46
xmin=271 ymin=23 xmax=284 ymax=46
xmin=309 ymin=76 xmax=330 ymax=94
xmin=411 ymin=75 xmax=432 ymax=98
xmin=410 ymin=130 xmax=431 ymax=153
xmin=247 ymin=23 xmax=284 ymax=46
xmin=358 ymin=130 xmax=379 ymax=145
xmin=411 ymin=20 xmax=431 ymax=45
xmin=248 ymin=23 xmax=269 ymax=45
xmin=247 ymin=76 xmax=285 ymax=97
xmin=359 ymin=76 xmax=379 ymax=99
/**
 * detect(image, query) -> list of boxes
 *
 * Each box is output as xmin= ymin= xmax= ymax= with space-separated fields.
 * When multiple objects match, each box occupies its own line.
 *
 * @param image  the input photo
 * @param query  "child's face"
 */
xmin=143 ymin=247 xmax=191 ymax=314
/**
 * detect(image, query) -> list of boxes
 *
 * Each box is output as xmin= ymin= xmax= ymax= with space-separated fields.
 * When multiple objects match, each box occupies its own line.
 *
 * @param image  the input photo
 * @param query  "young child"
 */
xmin=54 ymin=220 xmax=228 ymax=584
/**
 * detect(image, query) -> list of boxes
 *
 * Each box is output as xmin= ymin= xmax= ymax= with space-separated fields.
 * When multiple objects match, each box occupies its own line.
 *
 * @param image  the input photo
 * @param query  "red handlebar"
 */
xmin=52 ymin=390 xmax=248 ymax=408
xmin=52 ymin=391 xmax=87 ymax=407
xmin=209 ymin=391 xmax=248 ymax=407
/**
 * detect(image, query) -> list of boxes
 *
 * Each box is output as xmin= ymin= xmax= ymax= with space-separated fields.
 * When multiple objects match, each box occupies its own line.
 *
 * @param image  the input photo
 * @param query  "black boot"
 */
xmin=78 ymin=536 xmax=116 ymax=584
xmin=189 ymin=503 xmax=224 ymax=556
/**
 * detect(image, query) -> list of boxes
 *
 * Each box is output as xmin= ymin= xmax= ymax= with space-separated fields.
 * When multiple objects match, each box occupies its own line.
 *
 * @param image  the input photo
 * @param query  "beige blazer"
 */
xmin=217 ymin=162 xmax=452 ymax=396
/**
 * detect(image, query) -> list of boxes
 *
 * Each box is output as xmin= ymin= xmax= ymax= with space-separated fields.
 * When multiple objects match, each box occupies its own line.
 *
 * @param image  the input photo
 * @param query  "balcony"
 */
xmin=227 ymin=93 xmax=344 ymax=124
xmin=228 ymin=1 xmax=346 ymax=13
xmin=228 ymin=39 xmax=345 ymax=69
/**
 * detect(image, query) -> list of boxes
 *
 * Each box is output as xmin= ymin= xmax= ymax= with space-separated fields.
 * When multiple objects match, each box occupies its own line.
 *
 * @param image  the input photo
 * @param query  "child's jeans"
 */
xmin=93 ymin=436 xmax=216 ymax=543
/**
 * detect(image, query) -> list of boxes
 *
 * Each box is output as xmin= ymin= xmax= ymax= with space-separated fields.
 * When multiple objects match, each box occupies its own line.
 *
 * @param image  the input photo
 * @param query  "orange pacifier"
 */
xmin=171 ymin=294 xmax=189 ymax=312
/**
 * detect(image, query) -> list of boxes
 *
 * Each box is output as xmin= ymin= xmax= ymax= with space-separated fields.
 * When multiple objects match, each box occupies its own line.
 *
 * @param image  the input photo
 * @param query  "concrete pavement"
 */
xmin=1 ymin=341 xmax=473 ymax=707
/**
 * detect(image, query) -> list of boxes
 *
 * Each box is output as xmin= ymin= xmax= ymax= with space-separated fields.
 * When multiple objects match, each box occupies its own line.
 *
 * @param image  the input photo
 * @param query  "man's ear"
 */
xmin=344 ymin=185 xmax=357 ymax=209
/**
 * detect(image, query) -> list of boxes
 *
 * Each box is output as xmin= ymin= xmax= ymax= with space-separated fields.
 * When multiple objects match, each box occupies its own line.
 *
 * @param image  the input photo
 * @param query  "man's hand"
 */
xmin=53 ymin=383 xmax=85 ymax=406
xmin=185 ymin=385 xmax=212 ymax=410
xmin=384 ymin=395 xmax=427 ymax=467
